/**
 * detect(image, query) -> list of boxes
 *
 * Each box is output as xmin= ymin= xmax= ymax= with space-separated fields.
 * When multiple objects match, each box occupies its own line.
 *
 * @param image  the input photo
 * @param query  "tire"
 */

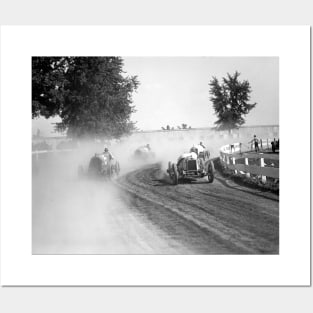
xmin=116 ymin=162 xmax=120 ymax=176
xmin=172 ymin=163 xmax=178 ymax=185
xmin=168 ymin=161 xmax=172 ymax=173
xmin=110 ymin=165 xmax=114 ymax=177
xmin=207 ymin=161 xmax=214 ymax=183
xmin=105 ymin=166 xmax=112 ymax=180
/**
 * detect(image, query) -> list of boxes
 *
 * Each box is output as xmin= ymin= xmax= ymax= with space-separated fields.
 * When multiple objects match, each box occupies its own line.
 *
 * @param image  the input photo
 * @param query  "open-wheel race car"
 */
xmin=167 ymin=148 xmax=214 ymax=185
xmin=133 ymin=144 xmax=155 ymax=161
xmin=78 ymin=153 xmax=120 ymax=180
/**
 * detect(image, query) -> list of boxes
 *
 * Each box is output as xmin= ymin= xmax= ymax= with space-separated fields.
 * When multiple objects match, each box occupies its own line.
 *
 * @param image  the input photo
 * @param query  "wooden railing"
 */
xmin=219 ymin=140 xmax=279 ymax=183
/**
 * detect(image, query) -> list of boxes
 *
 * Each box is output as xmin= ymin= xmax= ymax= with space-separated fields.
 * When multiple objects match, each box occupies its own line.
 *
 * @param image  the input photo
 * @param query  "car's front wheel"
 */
xmin=172 ymin=163 xmax=179 ymax=185
xmin=207 ymin=161 xmax=214 ymax=183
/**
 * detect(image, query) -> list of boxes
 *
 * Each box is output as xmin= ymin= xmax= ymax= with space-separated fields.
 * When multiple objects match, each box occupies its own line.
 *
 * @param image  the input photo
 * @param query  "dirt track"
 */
xmin=33 ymin=156 xmax=279 ymax=255
xmin=115 ymin=163 xmax=279 ymax=254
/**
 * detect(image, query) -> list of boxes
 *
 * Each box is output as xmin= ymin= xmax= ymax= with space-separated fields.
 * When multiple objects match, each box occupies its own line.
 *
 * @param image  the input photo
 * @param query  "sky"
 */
xmin=32 ymin=57 xmax=279 ymax=136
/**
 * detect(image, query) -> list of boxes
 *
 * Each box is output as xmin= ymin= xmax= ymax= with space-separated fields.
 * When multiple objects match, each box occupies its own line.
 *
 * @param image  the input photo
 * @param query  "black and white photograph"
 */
xmin=0 ymin=1 xmax=312 ymax=310
xmin=1 ymin=25 xmax=310 ymax=288
xmin=32 ymin=56 xmax=279 ymax=255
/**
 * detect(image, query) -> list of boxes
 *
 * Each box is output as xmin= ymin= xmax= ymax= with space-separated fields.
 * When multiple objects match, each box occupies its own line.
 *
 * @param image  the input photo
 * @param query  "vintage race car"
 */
xmin=167 ymin=150 xmax=214 ymax=185
xmin=78 ymin=153 xmax=120 ymax=179
xmin=133 ymin=145 xmax=155 ymax=161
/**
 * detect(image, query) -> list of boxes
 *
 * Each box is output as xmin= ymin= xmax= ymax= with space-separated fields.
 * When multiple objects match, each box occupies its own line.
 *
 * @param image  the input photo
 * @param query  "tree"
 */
xmin=32 ymin=57 xmax=139 ymax=139
xmin=181 ymin=123 xmax=188 ymax=129
xmin=209 ymin=71 xmax=256 ymax=131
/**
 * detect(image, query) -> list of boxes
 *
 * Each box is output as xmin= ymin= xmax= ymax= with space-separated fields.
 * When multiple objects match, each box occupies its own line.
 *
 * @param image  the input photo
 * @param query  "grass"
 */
xmin=213 ymin=158 xmax=279 ymax=194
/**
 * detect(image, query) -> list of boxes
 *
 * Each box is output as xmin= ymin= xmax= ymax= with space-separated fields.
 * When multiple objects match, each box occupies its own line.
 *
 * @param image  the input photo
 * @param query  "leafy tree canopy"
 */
xmin=209 ymin=71 xmax=256 ymax=131
xmin=32 ymin=57 xmax=139 ymax=138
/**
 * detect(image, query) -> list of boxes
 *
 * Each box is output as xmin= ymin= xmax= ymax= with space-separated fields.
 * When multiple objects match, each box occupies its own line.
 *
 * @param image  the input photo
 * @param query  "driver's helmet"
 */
xmin=146 ymin=144 xmax=150 ymax=149
xmin=104 ymin=147 xmax=109 ymax=152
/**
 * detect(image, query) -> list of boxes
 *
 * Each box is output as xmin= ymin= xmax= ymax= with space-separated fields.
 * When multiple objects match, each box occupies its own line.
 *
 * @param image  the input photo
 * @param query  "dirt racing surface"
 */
xmin=115 ymin=163 xmax=279 ymax=254
xmin=33 ymin=154 xmax=279 ymax=255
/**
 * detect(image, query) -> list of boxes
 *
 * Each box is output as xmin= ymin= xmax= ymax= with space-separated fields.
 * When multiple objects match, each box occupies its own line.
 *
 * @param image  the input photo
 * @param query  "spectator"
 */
xmin=271 ymin=138 xmax=277 ymax=153
xmin=249 ymin=135 xmax=260 ymax=153
xmin=271 ymin=138 xmax=279 ymax=153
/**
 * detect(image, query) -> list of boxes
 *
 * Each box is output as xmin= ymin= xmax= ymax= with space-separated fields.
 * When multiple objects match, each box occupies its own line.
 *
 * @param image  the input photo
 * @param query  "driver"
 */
xmin=190 ymin=145 xmax=198 ymax=155
xmin=103 ymin=147 xmax=114 ymax=160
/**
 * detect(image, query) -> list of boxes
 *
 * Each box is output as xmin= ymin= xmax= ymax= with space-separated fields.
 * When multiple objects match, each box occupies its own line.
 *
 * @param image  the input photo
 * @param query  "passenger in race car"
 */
xmin=199 ymin=141 xmax=206 ymax=149
xmin=197 ymin=142 xmax=210 ymax=160
xmin=196 ymin=143 xmax=205 ymax=156
xmin=195 ymin=143 xmax=206 ymax=171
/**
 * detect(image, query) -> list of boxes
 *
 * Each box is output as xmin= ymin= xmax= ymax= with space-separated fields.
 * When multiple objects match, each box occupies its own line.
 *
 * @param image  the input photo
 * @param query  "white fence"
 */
xmin=219 ymin=140 xmax=279 ymax=183
xmin=32 ymin=149 xmax=74 ymax=161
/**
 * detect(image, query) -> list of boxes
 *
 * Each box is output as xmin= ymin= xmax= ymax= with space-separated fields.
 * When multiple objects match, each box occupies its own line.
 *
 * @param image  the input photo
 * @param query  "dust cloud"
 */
xmin=32 ymin=129 xmax=266 ymax=254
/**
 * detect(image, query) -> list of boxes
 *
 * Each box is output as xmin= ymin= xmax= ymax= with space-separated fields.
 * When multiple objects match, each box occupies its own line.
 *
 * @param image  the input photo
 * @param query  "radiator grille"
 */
xmin=187 ymin=159 xmax=197 ymax=171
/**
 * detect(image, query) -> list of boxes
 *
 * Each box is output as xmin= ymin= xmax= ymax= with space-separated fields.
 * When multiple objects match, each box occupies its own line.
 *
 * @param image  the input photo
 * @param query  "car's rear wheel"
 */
xmin=105 ymin=166 xmax=112 ymax=180
xmin=116 ymin=162 xmax=120 ymax=176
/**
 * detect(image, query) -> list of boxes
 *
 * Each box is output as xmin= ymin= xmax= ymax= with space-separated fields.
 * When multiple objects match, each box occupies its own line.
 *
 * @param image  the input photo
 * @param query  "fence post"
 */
xmin=230 ymin=144 xmax=234 ymax=154
xmin=232 ymin=157 xmax=237 ymax=174
xmin=260 ymin=157 xmax=266 ymax=183
xmin=245 ymin=158 xmax=250 ymax=178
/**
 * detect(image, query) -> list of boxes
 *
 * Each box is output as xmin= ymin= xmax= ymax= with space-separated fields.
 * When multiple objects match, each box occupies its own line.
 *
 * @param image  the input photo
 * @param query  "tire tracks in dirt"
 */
xmin=114 ymin=163 xmax=279 ymax=254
